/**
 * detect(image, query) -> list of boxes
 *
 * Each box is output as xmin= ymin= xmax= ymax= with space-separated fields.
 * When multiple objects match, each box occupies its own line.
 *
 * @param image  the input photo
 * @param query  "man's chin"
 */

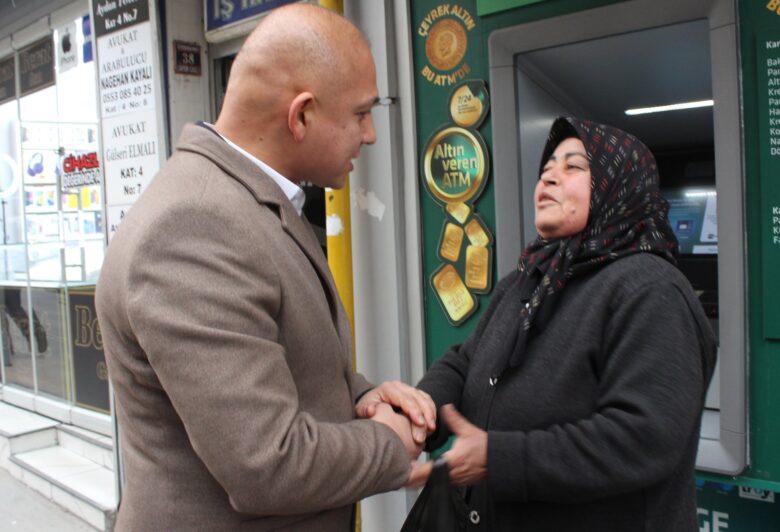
xmin=328 ymin=174 xmax=349 ymax=190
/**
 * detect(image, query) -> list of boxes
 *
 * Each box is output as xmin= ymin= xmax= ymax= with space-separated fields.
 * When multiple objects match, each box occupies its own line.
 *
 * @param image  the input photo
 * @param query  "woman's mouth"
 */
xmin=537 ymin=193 xmax=557 ymax=205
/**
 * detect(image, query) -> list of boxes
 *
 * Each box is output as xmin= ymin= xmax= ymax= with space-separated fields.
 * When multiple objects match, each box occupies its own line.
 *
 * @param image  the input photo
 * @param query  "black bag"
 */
xmin=400 ymin=459 xmax=472 ymax=531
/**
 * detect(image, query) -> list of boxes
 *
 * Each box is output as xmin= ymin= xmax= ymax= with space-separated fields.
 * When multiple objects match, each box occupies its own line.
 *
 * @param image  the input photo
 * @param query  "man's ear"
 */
xmin=288 ymin=92 xmax=315 ymax=142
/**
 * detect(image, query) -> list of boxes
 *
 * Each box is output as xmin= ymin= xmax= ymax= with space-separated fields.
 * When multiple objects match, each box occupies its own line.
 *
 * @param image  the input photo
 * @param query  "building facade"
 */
xmin=0 ymin=0 xmax=779 ymax=530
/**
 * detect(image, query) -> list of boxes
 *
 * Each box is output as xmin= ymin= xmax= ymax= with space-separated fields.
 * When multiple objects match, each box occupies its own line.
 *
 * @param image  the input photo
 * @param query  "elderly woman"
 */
xmin=411 ymin=117 xmax=717 ymax=530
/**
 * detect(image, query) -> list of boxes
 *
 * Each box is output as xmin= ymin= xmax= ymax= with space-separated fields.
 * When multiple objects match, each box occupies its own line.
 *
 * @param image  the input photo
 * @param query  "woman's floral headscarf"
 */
xmin=504 ymin=116 xmax=678 ymax=370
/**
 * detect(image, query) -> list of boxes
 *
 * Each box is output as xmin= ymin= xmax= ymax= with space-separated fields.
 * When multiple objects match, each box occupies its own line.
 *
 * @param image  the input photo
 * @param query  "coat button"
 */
xmin=525 ymin=302 xmax=530 ymax=309
xmin=470 ymin=510 xmax=480 ymax=524
xmin=489 ymin=377 xmax=498 ymax=386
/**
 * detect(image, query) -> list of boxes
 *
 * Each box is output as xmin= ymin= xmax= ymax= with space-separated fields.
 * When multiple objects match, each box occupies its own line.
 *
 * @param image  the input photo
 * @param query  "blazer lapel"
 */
xmin=175 ymin=123 xmax=347 ymax=347
xmin=277 ymin=203 xmax=344 ymax=331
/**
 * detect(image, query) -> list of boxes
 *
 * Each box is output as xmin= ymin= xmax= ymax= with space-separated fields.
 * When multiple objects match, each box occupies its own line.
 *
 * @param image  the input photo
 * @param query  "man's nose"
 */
xmin=363 ymin=114 xmax=377 ymax=145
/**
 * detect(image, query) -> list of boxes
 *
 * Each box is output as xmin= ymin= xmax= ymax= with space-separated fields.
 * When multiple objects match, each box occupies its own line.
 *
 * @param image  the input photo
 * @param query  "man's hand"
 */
xmin=371 ymin=403 xmax=423 ymax=459
xmin=441 ymin=404 xmax=487 ymax=486
xmin=356 ymin=381 xmax=436 ymax=444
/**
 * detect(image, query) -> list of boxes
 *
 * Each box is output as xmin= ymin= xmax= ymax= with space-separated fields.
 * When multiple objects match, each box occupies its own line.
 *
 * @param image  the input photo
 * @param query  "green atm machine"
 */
xmin=412 ymin=0 xmax=780 ymax=528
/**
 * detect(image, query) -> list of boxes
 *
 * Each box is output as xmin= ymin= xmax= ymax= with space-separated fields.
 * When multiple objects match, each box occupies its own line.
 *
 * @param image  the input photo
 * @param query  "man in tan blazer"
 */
xmin=96 ymin=5 xmax=435 ymax=530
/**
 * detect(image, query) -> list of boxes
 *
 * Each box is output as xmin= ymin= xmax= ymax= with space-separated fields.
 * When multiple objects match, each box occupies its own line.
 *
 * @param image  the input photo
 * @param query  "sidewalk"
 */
xmin=0 ymin=467 xmax=94 ymax=531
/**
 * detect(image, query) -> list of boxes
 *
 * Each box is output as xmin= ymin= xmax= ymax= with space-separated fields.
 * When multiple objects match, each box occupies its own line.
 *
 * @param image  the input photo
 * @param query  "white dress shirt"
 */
xmin=206 ymin=123 xmax=306 ymax=216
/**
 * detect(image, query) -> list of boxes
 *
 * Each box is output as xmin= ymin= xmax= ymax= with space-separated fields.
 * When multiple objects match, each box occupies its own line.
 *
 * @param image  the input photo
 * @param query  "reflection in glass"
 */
xmin=31 ymin=287 xmax=67 ymax=399
xmin=1 ymin=285 xmax=34 ymax=390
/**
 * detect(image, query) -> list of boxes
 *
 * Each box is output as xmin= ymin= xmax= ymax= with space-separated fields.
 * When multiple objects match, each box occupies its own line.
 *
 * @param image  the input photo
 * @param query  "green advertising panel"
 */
xmin=740 ymin=0 xmax=780 ymax=486
xmin=413 ymin=0 xmax=496 ymax=358
xmin=756 ymin=31 xmax=780 ymax=339
xmin=696 ymin=480 xmax=780 ymax=531
xmin=477 ymin=0 xmax=547 ymax=16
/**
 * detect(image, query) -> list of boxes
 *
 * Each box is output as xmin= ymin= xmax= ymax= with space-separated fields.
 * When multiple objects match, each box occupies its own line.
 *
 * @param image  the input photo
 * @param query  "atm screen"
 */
xmin=662 ymin=188 xmax=718 ymax=319
xmin=662 ymin=188 xmax=718 ymax=255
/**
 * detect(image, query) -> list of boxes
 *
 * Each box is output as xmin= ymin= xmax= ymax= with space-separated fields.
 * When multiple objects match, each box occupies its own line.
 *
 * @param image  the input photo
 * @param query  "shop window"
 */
xmin=1 ymin=13 xmax=107 ymax=412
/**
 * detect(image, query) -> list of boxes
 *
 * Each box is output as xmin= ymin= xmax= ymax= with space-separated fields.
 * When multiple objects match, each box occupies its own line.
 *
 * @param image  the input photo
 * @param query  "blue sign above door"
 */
xmin=205 ymin=0 xmax=299 ymax=32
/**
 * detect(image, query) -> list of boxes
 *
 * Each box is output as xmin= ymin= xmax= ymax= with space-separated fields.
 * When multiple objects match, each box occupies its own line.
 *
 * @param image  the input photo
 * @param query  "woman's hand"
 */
xmin=356 ymin=381 xmax=437 ymax=444
xmin=441 ymin=404 xmax=487 ymax=486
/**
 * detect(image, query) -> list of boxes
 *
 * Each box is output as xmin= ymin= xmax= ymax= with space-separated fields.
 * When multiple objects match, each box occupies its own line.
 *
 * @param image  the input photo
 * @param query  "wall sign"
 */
xmin=757 ymin=32 xmax=780 ymax=339
xmin=423 ymin=126 xmax=488 ymax=205
xmin=449 ymin=79 xmax=489 ymax=128
xmin=92 ymin=0 xmax=150 ymax=38
xmin=19 ymin=37 xmax=55 ymax=97
xmin=82 ymin=15 xmax=94 ymax=63
xmin=205 ymin=0 xmax=297 ymax=32
xmin=696 ymin=480 xmax=780 ymax=532
xmin=93 ymin=0 xmax=165 ymax=240
xmin=417 ymin=4 xmax=476 ymax=86
xmin=173 ymin=41 xmax=202 ymax=76
xmin=0 ymin=55 xmax=15 ymax=105
xmin=57 ymin=22 xmax=78 ymax=74
xmin=61 ymin=152 xmax=101 ymax=190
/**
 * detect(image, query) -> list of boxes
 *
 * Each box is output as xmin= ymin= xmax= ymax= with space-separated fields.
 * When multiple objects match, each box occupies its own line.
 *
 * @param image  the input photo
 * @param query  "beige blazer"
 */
xmin=96 ymin=123 xmax=409 ymax=531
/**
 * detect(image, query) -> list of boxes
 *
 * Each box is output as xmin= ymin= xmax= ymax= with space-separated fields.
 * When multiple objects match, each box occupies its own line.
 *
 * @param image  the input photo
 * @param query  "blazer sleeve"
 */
xmin=348 ymin=371 xmax=375 ymax=404
xmin=125 ymin=203 xmax=410 ymax=516
xmin=486 ymin=280 xmax=710 ymax=503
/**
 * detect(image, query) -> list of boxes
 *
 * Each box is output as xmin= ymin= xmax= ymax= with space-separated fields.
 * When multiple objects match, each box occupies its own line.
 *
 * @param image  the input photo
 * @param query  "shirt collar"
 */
xmin=204 ymin=123 xmax=305 ymax=216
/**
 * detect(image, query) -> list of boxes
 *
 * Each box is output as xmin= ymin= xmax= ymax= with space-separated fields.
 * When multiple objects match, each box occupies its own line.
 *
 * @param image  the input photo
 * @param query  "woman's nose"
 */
xmin=541 ymin=169 xmax=560 ymax=186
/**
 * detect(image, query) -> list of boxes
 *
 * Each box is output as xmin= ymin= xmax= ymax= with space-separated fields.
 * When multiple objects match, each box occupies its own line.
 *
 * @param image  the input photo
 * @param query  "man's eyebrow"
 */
xmin=359 ymin=96 xmax=380 ymax=109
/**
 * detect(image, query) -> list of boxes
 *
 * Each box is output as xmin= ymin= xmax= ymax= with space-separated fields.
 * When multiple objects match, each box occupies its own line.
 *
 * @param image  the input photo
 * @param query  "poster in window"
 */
xmin=63 ymin=212 xmax=80 ymax=239
xmin=57 ymin=22 xmax=78 ymax=74
xmin=23 ymin=150 xmax=58 ymax=185
xmin=21 ymin=123 xmax=59 ymax=151
xmin=25 ymin=213 xmax=60 ymax=243
xmin=80 ymin=184 xmax=102 ymax=211
xmin=24 ymin=186 xmax=58 ymax=213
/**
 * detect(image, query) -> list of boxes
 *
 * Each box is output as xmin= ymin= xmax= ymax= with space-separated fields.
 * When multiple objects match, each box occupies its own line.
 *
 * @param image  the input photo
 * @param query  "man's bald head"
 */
xmin=225 ymin=4 xmax=370 ymax=107
xmin=214 ymin=4 xmax=378 ymax=188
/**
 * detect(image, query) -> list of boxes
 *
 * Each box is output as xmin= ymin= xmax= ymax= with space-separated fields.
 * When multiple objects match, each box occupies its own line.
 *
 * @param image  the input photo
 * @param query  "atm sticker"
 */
xmin=738 ymin=487 xmax=775 ymax=503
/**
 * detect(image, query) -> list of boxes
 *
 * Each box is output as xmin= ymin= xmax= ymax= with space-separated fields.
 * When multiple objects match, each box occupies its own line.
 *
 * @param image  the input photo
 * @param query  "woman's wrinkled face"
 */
xmin=534 ymin=137 xmax=592 ymax=240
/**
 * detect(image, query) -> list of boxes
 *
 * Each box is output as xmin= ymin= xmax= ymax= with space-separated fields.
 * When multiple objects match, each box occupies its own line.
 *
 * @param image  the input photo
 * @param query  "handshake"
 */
xmin=355 ymin=381 xmax=488 ymax=488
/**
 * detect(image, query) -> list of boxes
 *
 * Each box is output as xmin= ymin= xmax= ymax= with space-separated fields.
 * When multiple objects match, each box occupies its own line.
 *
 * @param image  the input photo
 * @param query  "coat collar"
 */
xmin=176 ymin=122 xmax=291 ymax=208
xmin=175 ymin=122 xmax=345 ymax=337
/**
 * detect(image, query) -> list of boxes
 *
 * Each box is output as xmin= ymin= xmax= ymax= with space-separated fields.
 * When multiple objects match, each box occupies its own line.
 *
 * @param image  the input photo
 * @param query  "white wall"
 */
xmin=163 ymin=0 xmax=210 ymax=145
xmin=344 ymin=0 xmax=425 ymax=530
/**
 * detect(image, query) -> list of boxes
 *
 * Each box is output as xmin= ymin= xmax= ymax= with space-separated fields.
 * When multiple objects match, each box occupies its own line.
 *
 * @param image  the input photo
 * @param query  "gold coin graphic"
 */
xmin=425 ymin=19 xmax=467 ymax=71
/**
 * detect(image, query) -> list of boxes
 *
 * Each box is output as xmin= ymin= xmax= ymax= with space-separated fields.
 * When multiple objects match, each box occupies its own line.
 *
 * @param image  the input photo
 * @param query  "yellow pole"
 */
xmin=324 ymin=186 xmax=355 ymax=352
xmin=317 ymin=2 xmax=359 ymax=528
xmin=318 ymin=0 xmax=355 ymax=357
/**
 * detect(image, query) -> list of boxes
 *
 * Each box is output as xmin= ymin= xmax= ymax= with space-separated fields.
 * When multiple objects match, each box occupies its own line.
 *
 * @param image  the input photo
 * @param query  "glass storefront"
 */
xmin=0 ymin=11 xmax=108 ymax=416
